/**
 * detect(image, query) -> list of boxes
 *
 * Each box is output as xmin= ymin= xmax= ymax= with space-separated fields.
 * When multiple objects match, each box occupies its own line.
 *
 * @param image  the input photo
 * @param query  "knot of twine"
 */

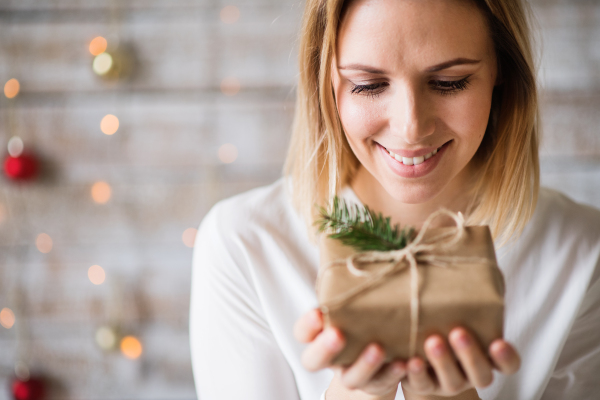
xmin=320 ymin=208 xmax=485 ymax=357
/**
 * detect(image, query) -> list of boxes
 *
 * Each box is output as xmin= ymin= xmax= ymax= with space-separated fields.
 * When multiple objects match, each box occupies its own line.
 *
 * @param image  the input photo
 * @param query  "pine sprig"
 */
xmin=316 ymin=196 xmax=415 ymax=252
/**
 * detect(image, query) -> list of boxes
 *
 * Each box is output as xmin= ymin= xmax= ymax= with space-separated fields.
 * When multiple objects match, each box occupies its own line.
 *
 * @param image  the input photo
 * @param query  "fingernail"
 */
xmin=497 ymin=343 xmax=511 ymax=360
xmin=323 ymin=329 xmax=343 ymax=351
xmin=364 ymin=345 xmax=381 ymax=364
xmin=431 ymin=344 xmax=444 ymax=357
xmin=455 ymin=333 xmax=471 ymax=349
xmin=392 ymin=362 xmax=405 ymax=375
xmin=410 ymin=360 xmax=423 ymax=374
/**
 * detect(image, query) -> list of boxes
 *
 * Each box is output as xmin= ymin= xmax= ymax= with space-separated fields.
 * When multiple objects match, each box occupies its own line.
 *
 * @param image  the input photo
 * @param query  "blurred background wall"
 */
xmin=0 ymin=1 xmax=598 ymax=399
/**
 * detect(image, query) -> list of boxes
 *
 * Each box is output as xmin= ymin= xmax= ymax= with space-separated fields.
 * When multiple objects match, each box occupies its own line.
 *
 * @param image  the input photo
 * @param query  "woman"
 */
xmin=190 ymin=0 xmax=600 ymax=399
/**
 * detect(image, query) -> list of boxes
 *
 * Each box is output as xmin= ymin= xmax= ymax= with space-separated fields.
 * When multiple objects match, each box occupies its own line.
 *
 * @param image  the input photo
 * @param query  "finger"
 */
xmin=425 ymin=335 xmax=468 ymax=395
xmin=301 ymin=327 xmax=345 ymax=372
xmin=362 ymin=361 xmax=407 ymax=395
xmin=489 ymin=340 xmax=521 ymax=375
xmin=340 ymin=344 xmax=386 ymax=390
xmin=405 ymin=357 xmax=436 ymax=394
xmin=294 ymin=309 xmax=324 ymax=343
xmin=449 ymin=328 xmax=494 ymax=388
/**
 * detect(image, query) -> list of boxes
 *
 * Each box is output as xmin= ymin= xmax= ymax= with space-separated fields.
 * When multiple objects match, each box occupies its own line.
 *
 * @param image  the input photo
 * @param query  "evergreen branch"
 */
xmin=316 ymin=196 xmax=415 ymax=252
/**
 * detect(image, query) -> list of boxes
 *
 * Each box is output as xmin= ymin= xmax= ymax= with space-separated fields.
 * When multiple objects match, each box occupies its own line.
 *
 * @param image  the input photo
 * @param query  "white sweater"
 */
xmin=189 ymin=179 xmax=600 ymax=400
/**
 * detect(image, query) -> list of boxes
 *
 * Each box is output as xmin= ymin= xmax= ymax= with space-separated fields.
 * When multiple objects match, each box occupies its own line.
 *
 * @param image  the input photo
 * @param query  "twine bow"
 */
xmin=320 ymin=208 xmax=482 ymax=357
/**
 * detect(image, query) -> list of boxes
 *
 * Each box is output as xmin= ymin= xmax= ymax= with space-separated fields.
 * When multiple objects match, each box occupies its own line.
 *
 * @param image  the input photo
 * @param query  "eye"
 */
xmin=350 ymin=82 xmax=388 ymax=97
xmin=430 ymin=77 xmax=471 ymax=95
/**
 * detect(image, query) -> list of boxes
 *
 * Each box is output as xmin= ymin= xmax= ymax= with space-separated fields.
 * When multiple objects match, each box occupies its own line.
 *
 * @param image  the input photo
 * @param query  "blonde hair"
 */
xmin=284 ymin=0 xmax=539 ymax=244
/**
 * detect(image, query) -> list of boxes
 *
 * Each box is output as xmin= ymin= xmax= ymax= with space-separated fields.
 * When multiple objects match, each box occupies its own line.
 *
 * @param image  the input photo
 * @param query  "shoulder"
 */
xmin=198 ymin=178 xmax=302 ymax=243
xmin=194 ymin=178 xmax=313 ymax=274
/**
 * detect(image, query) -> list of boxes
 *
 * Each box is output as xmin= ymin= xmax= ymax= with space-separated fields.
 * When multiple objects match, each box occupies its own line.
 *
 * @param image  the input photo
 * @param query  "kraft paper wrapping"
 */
xmin=316 ymin=223 xmax=504 ymax=366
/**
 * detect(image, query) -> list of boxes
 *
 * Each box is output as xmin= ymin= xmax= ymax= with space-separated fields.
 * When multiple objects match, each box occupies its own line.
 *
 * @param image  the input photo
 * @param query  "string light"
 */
xmin=220 ymin=77 xmax=241 ymax=96
xmin=91 ymin=181 xmax=112 ymax=204
xmin=100 ymin=114 xmax=119 ymax=135
xmin=95 ymin=326 xmax=117 ymax=350
xmin=220 ymin=6 xmax=240 ymax=24
xmin=0 ymin=308 xmax=15 ymax=329
xmin=120 ymin=336 xmax=143 ymax=359
xmin=88 ymin=265 xmax=106 ymax=285
xmin=4 ymin=78 xmax=20 ymax=99
xmin=182 ymin=228 xmax=198 ymax=248
xmin=7 ymin=137 xmax=24 ymax=157
xmin=93 ymin=52 xmax=113 ymax=76
xmin=218 ymin=143 xmax=238 ymax=164
xmin=35 ymin=233 xmax=53 ymax=254
xmin=89 ymin=36 xmax=108 ymax=56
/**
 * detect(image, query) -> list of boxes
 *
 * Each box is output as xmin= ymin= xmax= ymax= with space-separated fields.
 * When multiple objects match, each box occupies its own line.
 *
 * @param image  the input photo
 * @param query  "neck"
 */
xmin=350 ymin=166 xmax=474 ymax=229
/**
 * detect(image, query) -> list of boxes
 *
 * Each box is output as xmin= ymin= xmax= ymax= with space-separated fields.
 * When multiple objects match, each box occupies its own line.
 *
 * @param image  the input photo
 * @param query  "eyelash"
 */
xmin=349 ymin=77 xmax=471 ymax=98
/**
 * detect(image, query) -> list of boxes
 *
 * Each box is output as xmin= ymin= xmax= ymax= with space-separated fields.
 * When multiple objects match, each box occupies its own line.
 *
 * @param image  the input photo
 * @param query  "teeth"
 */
xmin=385 ymin=146 xmax=441 ymax=166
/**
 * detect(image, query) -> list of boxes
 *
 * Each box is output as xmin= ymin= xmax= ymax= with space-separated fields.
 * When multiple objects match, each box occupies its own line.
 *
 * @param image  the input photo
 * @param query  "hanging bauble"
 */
xmin=3 ymin=137 xmax=38 ymax=182
xmin=11 ymin=377 xmax=46 ymax=400
xmin=4 ymin=154 xmax=38 ymax=181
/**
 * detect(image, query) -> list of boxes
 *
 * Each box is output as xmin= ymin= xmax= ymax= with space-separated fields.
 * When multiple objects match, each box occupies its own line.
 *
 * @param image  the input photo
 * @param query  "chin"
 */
xmin=380 ymin=178 xmax=448 ymax=205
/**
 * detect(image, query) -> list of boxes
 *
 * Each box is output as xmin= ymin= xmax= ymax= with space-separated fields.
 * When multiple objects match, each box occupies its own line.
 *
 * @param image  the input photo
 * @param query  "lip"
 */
xmin=378 ymin=140 xmax=450 ymax=178
xmin=381 ymin=145 xmax=440 ymax=158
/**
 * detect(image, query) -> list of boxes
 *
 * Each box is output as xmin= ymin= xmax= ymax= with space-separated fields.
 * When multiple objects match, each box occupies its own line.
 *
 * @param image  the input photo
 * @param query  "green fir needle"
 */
xmin=316 ymin=196 xmax=415 ymax=252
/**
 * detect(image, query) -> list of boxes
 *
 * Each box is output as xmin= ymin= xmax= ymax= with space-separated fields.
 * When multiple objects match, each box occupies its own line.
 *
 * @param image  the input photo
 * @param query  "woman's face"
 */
xmin=332 ymin=0 xmax=497 ymax=205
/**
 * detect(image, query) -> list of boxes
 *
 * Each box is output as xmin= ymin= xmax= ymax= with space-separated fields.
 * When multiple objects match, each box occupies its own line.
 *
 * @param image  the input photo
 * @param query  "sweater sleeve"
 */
xmin=540 ymin=256 xmax=600 ymax=399
xmin=189 ymin=204 xmax=301 ymax=400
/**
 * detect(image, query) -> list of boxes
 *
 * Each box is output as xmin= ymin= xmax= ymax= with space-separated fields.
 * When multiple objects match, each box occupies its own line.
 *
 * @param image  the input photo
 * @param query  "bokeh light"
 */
xmin=36 ymin=233 xmax=53 ymax=254
xmin=93 ymin=52 xmax=113 ymax=76
xmin=220 ymin=6 xmax=240 ymax=24
xmin=120 ymin=336 xmax=143 ymax=359
xmin=218 ymin=143 xmax=238 ymax=164
xmin=0 ymin=308 xmax=15 ymax=329
xmin=89 ymin=36 xmax=108 ymax=56
xmin=96 ymin=326 xmax=117 ymax=350
xmin=182 ymin=228 xmax=198 ymax=248
xmin=91 ymin=181 xmax=112 ymax=204
xmin=220 ymin=77 xmax=240 ymax=96
xmin=100 ymin=114 xmax=119 ymax=135
xmin=4 ymin=78 xmax=20 ymax=99
xmin=14 ymin=361 xmax=30 ymax=381
xmin=7 ymin=136 xmax=24 ymax=157
xmin=88 ymin=265 xmax=106 ymax=285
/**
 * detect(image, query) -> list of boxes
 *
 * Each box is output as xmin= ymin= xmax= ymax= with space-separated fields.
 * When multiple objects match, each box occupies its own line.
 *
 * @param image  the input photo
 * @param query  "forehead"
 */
xmin=337 ymin=0 xmax=493 ymax=70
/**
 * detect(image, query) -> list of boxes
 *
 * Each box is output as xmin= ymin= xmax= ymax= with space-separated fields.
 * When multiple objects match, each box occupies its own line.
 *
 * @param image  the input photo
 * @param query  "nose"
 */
xmin=389 ymin=84 xmax=435 ymax=144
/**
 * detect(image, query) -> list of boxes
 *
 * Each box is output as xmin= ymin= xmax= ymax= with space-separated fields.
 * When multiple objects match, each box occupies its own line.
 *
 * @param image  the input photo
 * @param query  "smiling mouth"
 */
xmin=382 ymin=143 xmax=448 ymax=166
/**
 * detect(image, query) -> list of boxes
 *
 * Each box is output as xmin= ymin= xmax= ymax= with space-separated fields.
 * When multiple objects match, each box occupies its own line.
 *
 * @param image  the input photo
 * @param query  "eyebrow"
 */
xmin=426 ymin=58 xmax=481 ymax=72
xmin=338 ymin=58 xmax=481 ymax=74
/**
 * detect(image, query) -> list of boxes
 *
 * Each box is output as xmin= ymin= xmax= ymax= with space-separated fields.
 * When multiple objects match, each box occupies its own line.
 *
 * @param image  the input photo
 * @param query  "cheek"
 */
xmin=337 ymin=94 xmax=385 ymax=143
xmin=440 ymin=87 xmax=492 ymax=147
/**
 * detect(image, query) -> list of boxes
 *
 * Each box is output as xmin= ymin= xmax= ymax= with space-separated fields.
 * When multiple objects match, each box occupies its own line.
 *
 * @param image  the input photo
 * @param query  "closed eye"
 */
xmin=350 ymin=82 xmax=388 ymax=97
xmin=430 ymin=76 xmax=471 ymax=95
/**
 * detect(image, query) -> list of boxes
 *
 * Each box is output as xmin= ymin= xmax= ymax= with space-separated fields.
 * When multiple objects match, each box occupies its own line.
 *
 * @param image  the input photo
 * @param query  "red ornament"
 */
xmin=3 ymin=153 xmax=38 ymax=181
xmin=11 ymin=377 xmax=46 ymax=400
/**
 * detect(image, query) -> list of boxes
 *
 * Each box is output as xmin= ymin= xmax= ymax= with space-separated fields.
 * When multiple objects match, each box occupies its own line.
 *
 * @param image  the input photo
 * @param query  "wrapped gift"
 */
xmin=316 ymin=210 xmax=504 ymax=366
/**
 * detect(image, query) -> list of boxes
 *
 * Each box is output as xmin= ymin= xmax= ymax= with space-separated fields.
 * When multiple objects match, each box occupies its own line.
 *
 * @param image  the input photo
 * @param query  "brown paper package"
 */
xmin=316 ymin=225 xmax=505 ymax=366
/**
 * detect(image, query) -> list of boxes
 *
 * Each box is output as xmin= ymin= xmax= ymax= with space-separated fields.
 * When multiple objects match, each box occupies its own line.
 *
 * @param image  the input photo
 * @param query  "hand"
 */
xmin=294 ymin=309 xmax=406 ymax=397
xmin=401 ymin=328 xmax=521 ymax=397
